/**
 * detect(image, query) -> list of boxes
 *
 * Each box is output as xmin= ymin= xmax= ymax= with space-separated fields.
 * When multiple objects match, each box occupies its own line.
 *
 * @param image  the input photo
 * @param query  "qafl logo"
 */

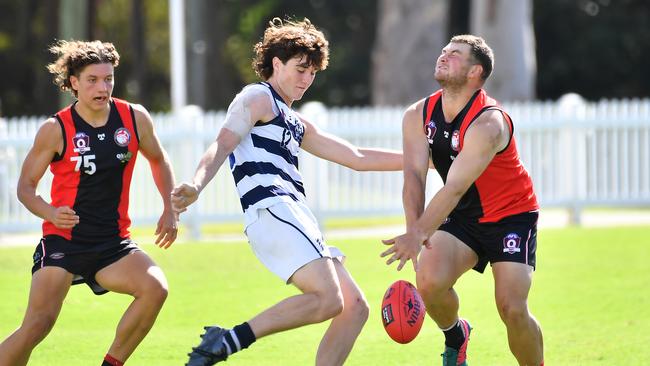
xmin=72 ymin=132 xmax=91 ymax=154
xmin=425 ymin=120 xmax=437 ymax=144
xmin=503 ymin=233 xmax=522 ymax=254
xmin=114 ymin=128 xmax=131 ymax=147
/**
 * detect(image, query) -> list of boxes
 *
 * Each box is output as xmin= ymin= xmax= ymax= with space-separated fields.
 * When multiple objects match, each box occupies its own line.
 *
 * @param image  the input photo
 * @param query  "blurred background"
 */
xmin=1 ymin=0 xmax=649 ymax=239
xmin=0 ymin=0 xmax=648 ymax=117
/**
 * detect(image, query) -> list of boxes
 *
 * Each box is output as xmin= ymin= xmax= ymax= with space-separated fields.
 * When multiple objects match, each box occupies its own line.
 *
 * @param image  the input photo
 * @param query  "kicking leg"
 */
xmin=0 ymin=267 xmax=72 ymax=366
xmin=95 ymin=251 xmax=168 ymax=363
xmin=315 ymin=259 xmax=369 ymax=366
xmin=248 ymin=257 xmax=344 ymax=337
xmin=492 ymin=262 xmax=543 ymax=366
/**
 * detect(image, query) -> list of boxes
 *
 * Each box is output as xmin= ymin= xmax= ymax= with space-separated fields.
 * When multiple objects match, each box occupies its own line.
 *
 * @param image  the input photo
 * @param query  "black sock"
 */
xmin=223 ymin=322 xmax=256 ymax=355
xmin=442 ymin=320 xmax=466 ymax=350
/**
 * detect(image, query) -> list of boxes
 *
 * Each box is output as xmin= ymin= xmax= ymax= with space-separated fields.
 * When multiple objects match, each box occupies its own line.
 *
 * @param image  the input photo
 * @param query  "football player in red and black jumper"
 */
xmin=382 ymin=35 xmax=544 ymax=366
xmin=0 ymin=40 xmax=178 ymax=366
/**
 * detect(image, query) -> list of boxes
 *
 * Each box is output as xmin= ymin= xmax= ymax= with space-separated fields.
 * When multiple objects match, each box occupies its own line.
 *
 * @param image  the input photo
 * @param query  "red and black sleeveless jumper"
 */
xmin=44 ymin=98 xmax=139 ymax=243
xmin=423 ymin=89 xmax=538 ymax=223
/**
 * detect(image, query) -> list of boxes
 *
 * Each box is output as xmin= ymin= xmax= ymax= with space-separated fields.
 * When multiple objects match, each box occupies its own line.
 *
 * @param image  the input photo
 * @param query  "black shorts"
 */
xmin=31 ymin=235 xmax=141 ymax=295
xmin=438 ymin=211 xmax=538 ymax=273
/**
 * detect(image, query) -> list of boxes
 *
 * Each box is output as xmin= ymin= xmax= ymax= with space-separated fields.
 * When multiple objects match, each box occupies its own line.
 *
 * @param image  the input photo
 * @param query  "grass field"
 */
xmin=1 ymin=224 xmax=649 ymax=365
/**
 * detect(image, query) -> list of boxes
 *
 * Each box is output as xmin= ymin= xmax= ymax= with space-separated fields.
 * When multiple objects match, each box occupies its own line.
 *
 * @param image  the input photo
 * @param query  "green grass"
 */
xmin=1 ymin=225 xmax=649 ymax=365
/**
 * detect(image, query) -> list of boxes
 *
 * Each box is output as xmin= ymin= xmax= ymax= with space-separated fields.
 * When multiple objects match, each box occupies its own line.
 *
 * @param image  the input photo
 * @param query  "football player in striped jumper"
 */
xmin=0 ymin=41 xmax=178 ymax=366
xmin=172 ymin=17 xmax=402 ymax=366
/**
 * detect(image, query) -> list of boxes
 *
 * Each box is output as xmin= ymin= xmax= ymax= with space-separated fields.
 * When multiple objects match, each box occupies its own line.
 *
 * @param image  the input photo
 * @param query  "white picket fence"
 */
xmin=1 ymin=97 xmax=649 ymax=237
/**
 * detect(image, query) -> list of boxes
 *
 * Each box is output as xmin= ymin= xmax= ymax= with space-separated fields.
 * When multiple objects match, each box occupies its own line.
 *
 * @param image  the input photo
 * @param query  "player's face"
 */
xmin=70 ymin=63 xmax=114 ymax=111
xmin=274 ymin=55 xmax=317 ymax=103
xmin=434 ymin=42 xmax=476 ymax=87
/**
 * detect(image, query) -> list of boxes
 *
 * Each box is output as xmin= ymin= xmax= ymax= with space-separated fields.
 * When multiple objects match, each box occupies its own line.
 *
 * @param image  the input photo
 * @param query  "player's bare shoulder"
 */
xmin=128 ymin=102 xmax=156 ymax=139
xmin=35 ymin=117 xmax=64 ymax=152
xmin=402 ymin=98 xmax=427 ymax=133
xmin=470 ymin=109 xmax=509 ymax=150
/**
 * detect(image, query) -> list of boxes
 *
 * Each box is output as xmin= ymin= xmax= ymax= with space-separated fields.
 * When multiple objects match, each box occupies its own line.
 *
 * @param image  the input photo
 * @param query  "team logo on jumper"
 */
xmin=281 ymin=107 xmax=305 ymax=145
xmin=116 ymin=151 xmax=133 ymax=163
xmin=49 ymin=252 xmax=65 ymax=260
xmin=114 ymin=127 xmax=131 ymax=147
xmin=72 ymin=132 xmax=91 ymax=154
xmin=451 ymin=130 xmax=460 ymax=151
xmin=425 ymin=120 xmax=437 ymax=144
xmin=503 ymin=233 xmax=522 ymax=254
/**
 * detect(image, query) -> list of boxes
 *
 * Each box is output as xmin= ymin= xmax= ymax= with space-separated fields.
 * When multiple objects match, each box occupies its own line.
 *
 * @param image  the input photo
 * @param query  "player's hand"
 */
xmin=171 ymin=183 xmax=199 ymax=214
xmin=155 ymin=209 xmax=178 ymax=249
xmin=48 ymin=206 xmax=79 ymax=229
xmin=381 ymin=230 xmax=429 ymax=272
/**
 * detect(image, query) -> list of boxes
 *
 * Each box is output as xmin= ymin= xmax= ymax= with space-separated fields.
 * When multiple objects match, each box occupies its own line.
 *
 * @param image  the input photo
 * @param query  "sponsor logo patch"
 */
xmin=116 ymin=151 xmax=133 ymax=163
xmin=382 ymin=304 xmax=394 ymax=326
xmin=49 ymin=252 xmax=65 ymax=260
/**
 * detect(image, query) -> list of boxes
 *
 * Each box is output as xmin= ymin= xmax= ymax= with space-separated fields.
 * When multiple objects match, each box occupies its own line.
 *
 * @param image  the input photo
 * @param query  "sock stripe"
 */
xmin=439 ymin=319 xmax=459 ymax=332
xmin=223 ymin=339 xmax=232 ymax=355
xmin=229 ymin=329 xmax=241 ymax=351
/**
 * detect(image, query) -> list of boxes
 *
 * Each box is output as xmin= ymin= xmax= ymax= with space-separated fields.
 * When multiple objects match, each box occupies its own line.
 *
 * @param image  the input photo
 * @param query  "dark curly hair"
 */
xmin=252 ymin=17 xmax=329 ymax=80
xmin=46 ymin=40 xmax=120 ymax=97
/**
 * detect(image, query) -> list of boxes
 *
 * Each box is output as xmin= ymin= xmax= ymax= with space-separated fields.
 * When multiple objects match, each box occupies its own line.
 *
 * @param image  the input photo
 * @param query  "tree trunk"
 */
xmin=371 ymin=0 xmax=448 ymax=106
xmin=130 ymin=0 xmax=148 ymax=105
xmin=470 ymin=0 xmax=536 ymax=101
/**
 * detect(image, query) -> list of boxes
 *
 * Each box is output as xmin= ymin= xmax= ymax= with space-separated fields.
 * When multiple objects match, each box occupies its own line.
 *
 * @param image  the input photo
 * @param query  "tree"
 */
xmin=470 ymin=0 xmax=536 ymax=101
xmin=371 ymin=0 xmax=448 ymax=106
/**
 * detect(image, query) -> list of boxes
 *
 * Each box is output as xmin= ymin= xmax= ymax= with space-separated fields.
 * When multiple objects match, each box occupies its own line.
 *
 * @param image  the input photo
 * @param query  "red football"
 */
xmin=381 ymin=280 xmax=425 ymax=344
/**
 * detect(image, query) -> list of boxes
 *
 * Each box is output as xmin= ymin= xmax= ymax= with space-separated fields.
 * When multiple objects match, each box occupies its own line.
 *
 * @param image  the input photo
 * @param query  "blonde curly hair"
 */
xmin=47 ymin=40 xmax=120 ymax=96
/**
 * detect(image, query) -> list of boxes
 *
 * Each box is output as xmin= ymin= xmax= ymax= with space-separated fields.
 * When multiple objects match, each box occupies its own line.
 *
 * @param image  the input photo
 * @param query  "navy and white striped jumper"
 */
xmin=228 ymin=82 xmax=307 ymax=228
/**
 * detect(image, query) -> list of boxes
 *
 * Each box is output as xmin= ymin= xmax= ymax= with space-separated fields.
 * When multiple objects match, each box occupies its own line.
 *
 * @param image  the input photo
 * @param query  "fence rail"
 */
xmin=1 ymin=97 xmax=649 ymax=237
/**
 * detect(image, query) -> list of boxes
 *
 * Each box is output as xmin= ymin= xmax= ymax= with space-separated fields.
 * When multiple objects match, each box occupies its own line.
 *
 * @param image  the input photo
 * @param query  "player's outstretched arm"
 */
xmin=381 ymin=101 xmax=430 ymax=272
xmin=171 ymin=88 xmax=272 ymax=213
xmin=134 ymin=104 xmax=178 ymax=248
xmin=299 ymin=115 xmax=402 ymax=171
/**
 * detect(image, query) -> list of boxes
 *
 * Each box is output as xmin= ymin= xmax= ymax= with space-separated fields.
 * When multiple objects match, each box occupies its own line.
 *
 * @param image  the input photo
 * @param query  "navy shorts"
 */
xmin=438 ymin=211 xmax=538 ymax=273
xmin=31 ymin=235 xmax=141 ymax=295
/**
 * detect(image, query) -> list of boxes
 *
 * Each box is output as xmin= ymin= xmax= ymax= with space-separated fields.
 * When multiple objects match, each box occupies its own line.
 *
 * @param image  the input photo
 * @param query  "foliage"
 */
xmin=533 ymin=0 xmax=650 ymax=100
xmin=0 ymin=0 xmax=647 ymax=116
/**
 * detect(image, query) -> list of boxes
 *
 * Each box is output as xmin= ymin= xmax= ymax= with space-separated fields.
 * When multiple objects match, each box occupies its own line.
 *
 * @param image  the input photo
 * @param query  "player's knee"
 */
xmin=496 ymin=299 xmax=529 ymax=325
xmin=349 ymin=295 xmax=370 ymax=324
xmin=416 ymin=274 xmax=451 ymax=301
xmin=316 ymin=291 xmax=344 ymax=321
xmin=139 ymin=277 xmax=169 ymax=305
xmin=21 ymin=313 xmax=57 ymax=344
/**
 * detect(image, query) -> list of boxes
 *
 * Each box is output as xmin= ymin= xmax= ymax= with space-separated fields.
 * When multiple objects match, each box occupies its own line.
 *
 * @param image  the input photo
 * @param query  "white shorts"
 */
xmin=245 ymin=201 xmax=344 ymax=283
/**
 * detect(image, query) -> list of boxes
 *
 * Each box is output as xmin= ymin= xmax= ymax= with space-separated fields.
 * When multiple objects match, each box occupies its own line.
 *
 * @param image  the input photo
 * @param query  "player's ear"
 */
xmin=272 ymin=57 xmax=284 ymax=72
xmin=469 ymin=64 xmax=483 ymax=80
